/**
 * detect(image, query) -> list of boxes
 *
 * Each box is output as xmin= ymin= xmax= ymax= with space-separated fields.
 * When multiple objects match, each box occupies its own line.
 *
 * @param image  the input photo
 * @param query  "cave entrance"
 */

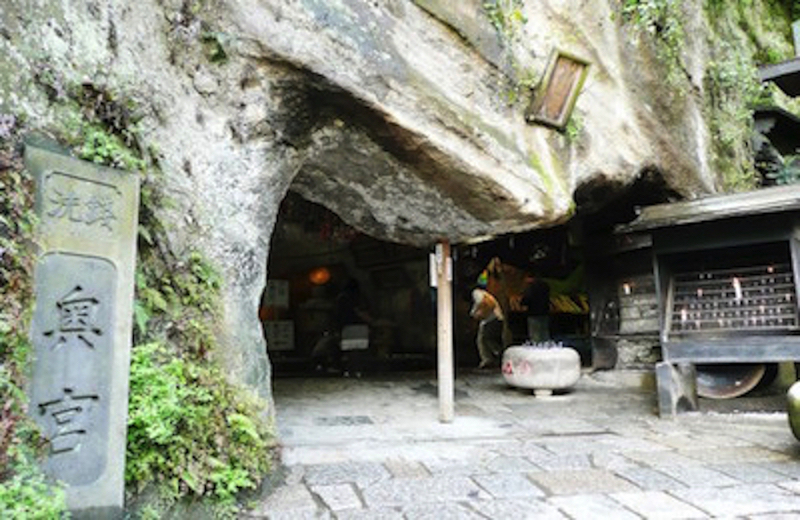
xmin=261 ymin=191 xmax=596 ymax=381
xmin=261 ymin=191 xmax=437 ymax=378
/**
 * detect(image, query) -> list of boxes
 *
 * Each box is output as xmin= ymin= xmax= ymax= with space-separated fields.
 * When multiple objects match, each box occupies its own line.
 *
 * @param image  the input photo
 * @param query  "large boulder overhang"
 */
xmin=225 ymin=0 xmax=713 ymax=247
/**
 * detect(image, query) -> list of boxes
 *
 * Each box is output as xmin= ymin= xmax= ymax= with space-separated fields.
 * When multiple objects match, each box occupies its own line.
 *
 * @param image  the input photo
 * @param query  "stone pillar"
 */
xmin=655 ymin=361 xmax=699 ymax=417
xmin=26 ymin=145 xmax=139 ymax=518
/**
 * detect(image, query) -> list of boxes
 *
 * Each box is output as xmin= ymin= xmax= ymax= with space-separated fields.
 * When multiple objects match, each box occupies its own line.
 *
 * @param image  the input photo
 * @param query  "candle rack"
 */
xmin=670 ymin=262 xmax=798 ymax=334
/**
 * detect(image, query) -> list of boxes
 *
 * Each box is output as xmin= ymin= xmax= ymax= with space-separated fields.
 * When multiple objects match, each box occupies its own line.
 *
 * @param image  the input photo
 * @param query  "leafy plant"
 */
xmin=200 ymin=30 xmax=230 ymax=64
xmin=483 ymin=1 xmax=537 ymax=106
xmin=564 ymin=112 xmax=584 ymax=144
xmin=128 ymin=178 xmax=275 ymax=514
xmin=0 ymin=444 xmax=67 ymax=520
xmin=704 ymin=40 xmax=767 ymax=191
xmin=766 ymin=153 xmax=800 ymax=185
xmin=78 ymin=124 xmax=146 ymax=171
xmin=126 ymin=341 xmax=273 ymax=511
xmin=0 ymin=120 xmax=68 ymax=518
xmin=483 ymin=0 xmax=527 ymax=43
xmin=620 ymin=0 xmax=686 ymax=87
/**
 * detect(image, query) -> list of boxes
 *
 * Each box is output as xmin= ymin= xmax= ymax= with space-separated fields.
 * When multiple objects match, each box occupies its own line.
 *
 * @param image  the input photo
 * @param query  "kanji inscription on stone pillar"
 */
xmin=27 ymin=144 xmax=139 ymax=518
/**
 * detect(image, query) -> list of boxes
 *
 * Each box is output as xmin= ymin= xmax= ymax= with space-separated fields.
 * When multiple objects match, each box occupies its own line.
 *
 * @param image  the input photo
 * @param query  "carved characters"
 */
xmin=48 ymin=188 xmax=117 ymax=230
xmin=37 ymin=389 xmax=98 ymax=454
xmin=36 ymin=285 xmax=105 ymax=456
xmin=44 ymin=286 xmax=103 ymax=351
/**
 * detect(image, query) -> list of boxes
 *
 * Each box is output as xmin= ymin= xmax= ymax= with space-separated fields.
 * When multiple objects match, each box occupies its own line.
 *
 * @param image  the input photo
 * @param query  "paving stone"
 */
xmin=677 ymin=446 xmax=788 ymax=465
xmin=265 ymin=510 xmax=331 ymax=520
xmin=401 ymin=501 xmax=485 ymax=520
xmin=361 ymin=476 xmax=490 ymax=507
xmin=423 ymin=459 xmax=490 ymax=476
xmin=621 ymin=450 xmax=699 ymax=467
xmin=267 ymin=372 xmax=800 ymax=519
xmin=535 ymin=435 xmax=610 ymax=455
xmin=470 ymin=498 xmax=567 ymax=519
xmin=677 ymin=431 xmax=752 ymax=448
xmin=614 ymin=466 xmax=687 ymax=491
xmin=528 ymin=469 xmax=639 ymax=495
xmin=600 ymin=436 xmax=674 ymax=453
xmin=303 ymin=461 xmax=390 ymax=488
xmin=466 ymin=438 xmax=524 ymax=454
xmin=485 ymin=455 xmax=539 ymax=473
xmin=591 ymin=452 xmax=640 ymax=471
xmin=762 ymin=462 xmax=800 ymax=479
xmin=529 ymin=453 xmax=593 ymax=471
xmin=645 ymin=434 xmax=715 ymax=451
xmin=711 ymin=463 xmax=788 ymax=483
xmin=519 ymin=441 xmax=560 ymax=459
xmin=611 ymin=490 xmax=707 ymax=519
xmin=511 ymin=414 xmax=604 ymax=435
xmin=777 ymin=480 xmax=800 ymax=493
xmin=539 ymin=418 xmax=608 ymax=435
xmin=334 ymin=507 xmax=404 ymax=520
xmin=548 ymin=493 xmax=640 ymax=520
xmin=670 ymin=483 xmax=800 ymax=516
xmin=309 ymin=483 xmax=362 ymax=511
xmin=252 ymin=484 xmax=322 ymax=518
xmin=724 ymin=430 xmax=795 ymax=449
xmin=651 ymin=464 xmax=740 ymax=488
xmin=472 ymin=473 xmax=545 ymax=498
xmin=284 ymin=465 xmax=306 ymax=486
xmin=383 ymin=458 xmax=430 ymax=479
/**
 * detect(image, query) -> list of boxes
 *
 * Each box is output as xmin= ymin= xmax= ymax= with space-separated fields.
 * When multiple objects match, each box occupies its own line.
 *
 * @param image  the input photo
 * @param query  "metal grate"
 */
xmin=670 ymin=262 xmax=798 ymax=334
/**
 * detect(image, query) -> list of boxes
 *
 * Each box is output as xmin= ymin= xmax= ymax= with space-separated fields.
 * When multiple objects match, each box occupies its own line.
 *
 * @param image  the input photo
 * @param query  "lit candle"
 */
xmin=732 ymin=277 xmax=742 ymax=301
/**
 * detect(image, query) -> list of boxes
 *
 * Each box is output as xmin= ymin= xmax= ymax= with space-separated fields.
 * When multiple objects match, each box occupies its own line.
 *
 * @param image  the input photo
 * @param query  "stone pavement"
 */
xmin=244 ymin=369 xmax=800 ymax=519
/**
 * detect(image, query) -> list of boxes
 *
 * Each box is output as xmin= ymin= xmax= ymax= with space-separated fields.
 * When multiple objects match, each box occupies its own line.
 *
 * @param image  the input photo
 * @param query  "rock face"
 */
xmin=0 ymin=0 xmax=742 ymax=397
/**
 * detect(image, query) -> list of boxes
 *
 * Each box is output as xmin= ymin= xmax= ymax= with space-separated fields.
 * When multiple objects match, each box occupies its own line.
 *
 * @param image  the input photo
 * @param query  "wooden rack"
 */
xmin=669 ymin=262 xmax=798 ymax=334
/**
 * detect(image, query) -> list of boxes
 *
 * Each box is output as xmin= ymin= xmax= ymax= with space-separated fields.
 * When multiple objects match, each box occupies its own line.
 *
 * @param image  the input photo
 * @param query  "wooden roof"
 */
xmin=617 ymin=184 xmax=800 ymax=233
xmin=760 ymin=57 xmax=800 ymax=97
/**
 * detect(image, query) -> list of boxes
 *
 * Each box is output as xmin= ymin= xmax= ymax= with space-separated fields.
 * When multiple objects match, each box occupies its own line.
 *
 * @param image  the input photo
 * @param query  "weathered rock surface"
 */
xmin=0 ymin=0 xmax=734 ymax=396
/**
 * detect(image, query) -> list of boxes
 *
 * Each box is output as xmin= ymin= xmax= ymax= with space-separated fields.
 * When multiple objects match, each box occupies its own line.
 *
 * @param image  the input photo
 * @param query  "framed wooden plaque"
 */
xmin=525 ymin=49 xmax=590 ymax=130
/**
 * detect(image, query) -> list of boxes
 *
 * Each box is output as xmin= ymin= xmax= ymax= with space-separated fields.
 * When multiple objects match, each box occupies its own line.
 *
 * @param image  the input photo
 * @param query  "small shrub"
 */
xmin=766 ymin=154 xmax=800 ymax=185
xmin=126 ymin=342 xmax=273 ymax=508
xmin=621 ymin=0 xmax=686 ymax=87
xmin=0 ymin=447 xmax=67 ymax=520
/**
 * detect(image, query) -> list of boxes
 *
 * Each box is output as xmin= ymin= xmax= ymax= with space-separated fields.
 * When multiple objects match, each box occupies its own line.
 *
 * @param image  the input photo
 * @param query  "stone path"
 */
xmin=244 ymin=370 xmax=800 ymax=519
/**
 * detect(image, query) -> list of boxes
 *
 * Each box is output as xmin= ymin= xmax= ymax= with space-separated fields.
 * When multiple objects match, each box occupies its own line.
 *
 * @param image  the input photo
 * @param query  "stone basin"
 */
xmin=502 ymin=346 xmax=581 ymax=396
xmin=788 ymin=380 xmax=800 ymax=441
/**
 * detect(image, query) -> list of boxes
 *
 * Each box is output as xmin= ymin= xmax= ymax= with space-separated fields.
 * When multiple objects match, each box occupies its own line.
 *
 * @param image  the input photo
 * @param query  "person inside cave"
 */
xmin=519 ymin=270 xmax=551 ymax=343
xmin=470 ymin=281 xmax=505 ymax=369
xmin=335 ymin=278 xmax=374 ymax=376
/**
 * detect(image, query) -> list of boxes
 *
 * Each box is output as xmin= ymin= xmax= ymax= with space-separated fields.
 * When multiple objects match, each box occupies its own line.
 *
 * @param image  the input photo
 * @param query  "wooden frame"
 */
xmin=651 ymin=217 xmax=800 ymax=364
xmin=525 ymin=49 xmax=590 ymax=130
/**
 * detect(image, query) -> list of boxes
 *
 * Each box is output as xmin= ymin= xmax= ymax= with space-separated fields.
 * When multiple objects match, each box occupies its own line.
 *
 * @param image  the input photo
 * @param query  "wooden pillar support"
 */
xmin=435 ymin=240 xmax=454 ymax=423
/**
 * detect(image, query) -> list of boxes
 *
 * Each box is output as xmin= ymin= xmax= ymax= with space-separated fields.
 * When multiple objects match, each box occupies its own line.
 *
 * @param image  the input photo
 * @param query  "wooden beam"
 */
xmin=664 ymin=337 xmax=800 ymax=363
xmin=435 ymin=240 xmax=454 ymax=423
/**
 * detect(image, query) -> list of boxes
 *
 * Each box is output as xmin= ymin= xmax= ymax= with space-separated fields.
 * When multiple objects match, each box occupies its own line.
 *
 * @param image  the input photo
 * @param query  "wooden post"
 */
xmin=435 ymin=240 xmax=454 ymax=423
